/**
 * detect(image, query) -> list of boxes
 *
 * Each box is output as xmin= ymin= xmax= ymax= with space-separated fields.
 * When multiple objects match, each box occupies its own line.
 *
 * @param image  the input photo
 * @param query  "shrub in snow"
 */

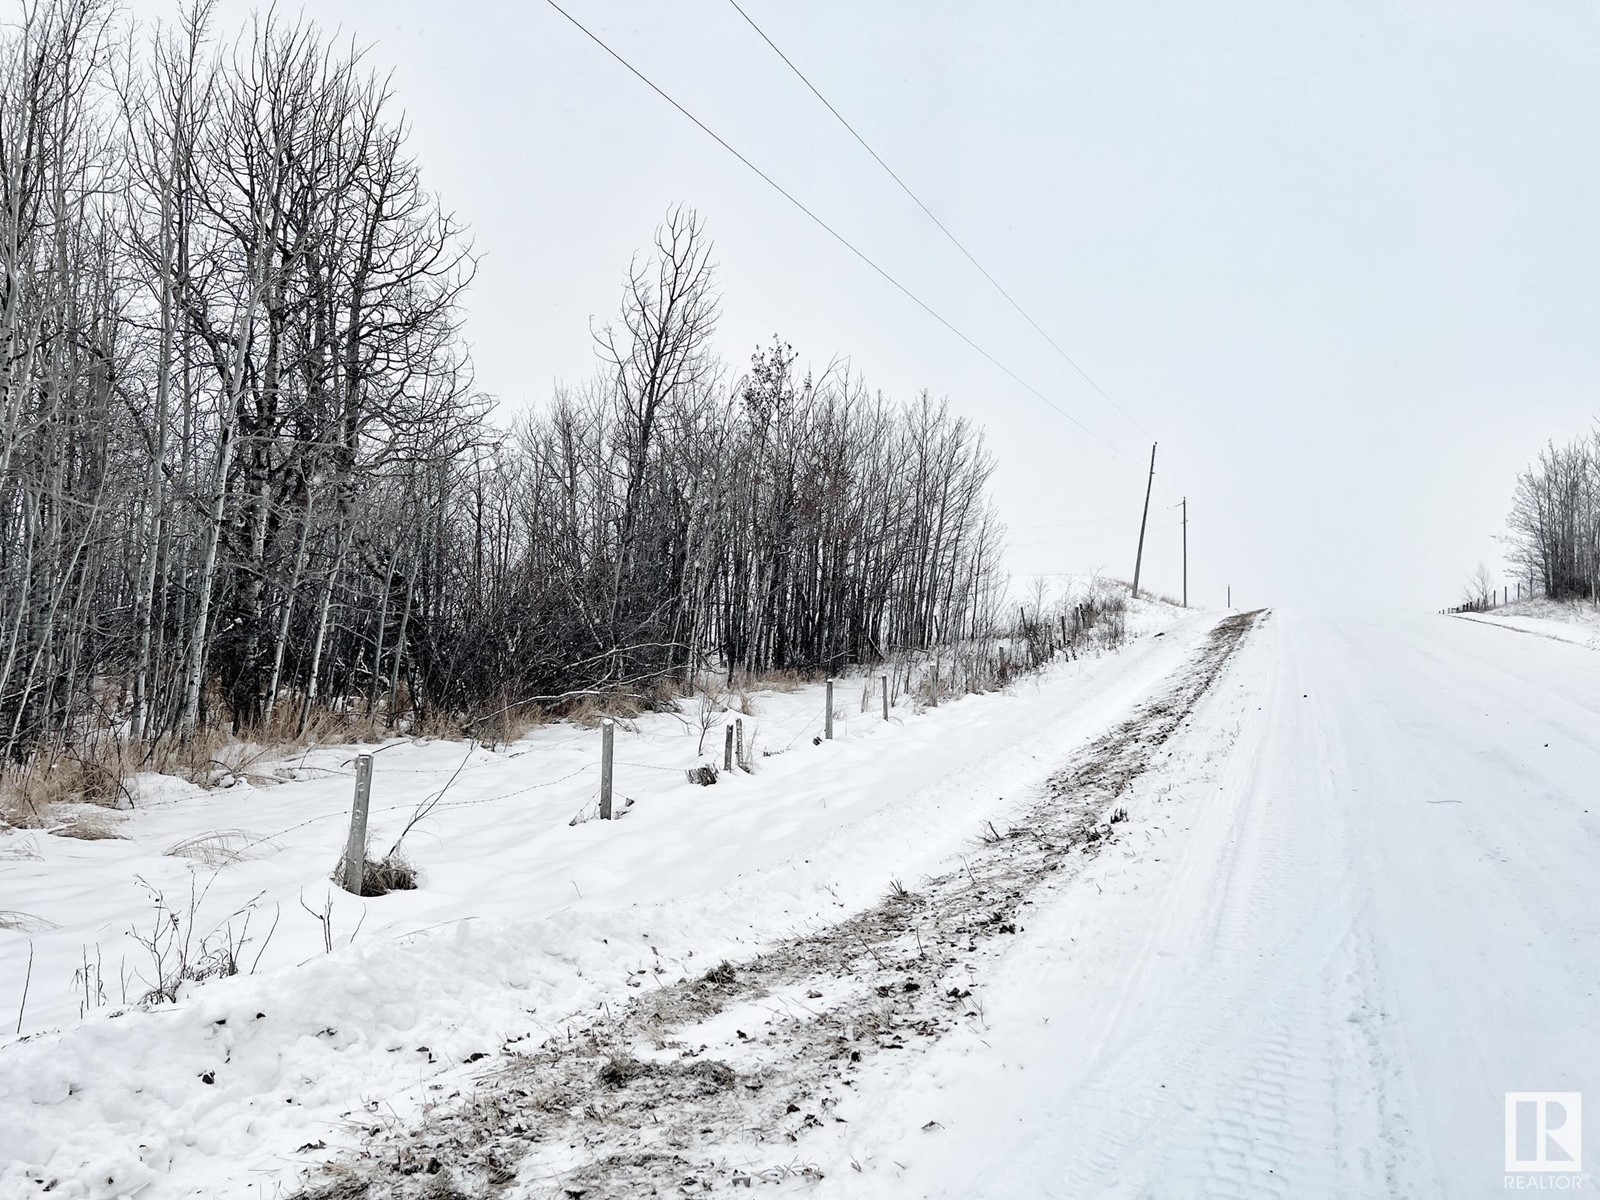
xmin=351 ymin=852 xmax=418 ymax=897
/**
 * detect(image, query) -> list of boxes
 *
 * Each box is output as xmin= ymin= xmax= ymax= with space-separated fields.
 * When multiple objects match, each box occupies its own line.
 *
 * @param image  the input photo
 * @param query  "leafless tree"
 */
xmin=1506 ymin=433 xmax=1600 ymax=601
xmin=0 ymin=5 xmax=1013 ymax=788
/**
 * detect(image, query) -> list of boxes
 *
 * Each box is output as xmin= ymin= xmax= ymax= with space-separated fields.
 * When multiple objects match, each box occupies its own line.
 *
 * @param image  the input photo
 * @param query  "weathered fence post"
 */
xmin=341 ymin=754 xmax=374 ymax=894
xmin=736 ymin=717 xmax=745 ymax=771
xmin=825 ymin=679 xmax=835 ymax=740
xmin=724 ymin=724 xmax=734 ymax=772
xmin=600 ymin=719 xmax=614 ymax=820
xmin=930 ymin=665 xmax=939 ymax=707
xmin=881 ymin=674 xmax=889 ymax=720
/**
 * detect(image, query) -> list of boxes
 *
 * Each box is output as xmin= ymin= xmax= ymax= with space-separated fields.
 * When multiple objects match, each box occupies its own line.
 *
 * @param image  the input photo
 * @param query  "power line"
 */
xmin=543 ymin=0 xmax=1140 ymax=468
xmin=724 ymin=0 xmax=1157 ymax=446
xmin=1010 ymin=520 xmax=1182 ymax=550
xmin=1008 ymin=501 xmax=1184 ymax=532
xmin=1011 ymin=530 xmax=1139 ymax=549
xmin=1009 ymin=510 xmax=1144 ymax=531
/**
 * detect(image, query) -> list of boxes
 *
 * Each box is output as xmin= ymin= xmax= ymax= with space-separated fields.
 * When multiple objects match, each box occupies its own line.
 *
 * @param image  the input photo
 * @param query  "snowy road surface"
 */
xmin=829 ymin=609 xmax=1600 ymax=1198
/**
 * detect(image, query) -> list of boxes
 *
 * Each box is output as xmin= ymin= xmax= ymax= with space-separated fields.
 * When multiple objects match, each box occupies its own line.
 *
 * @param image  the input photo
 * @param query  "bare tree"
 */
xmin=1461 ymin=563 xmax=1495 ymax=610
xmin=0 ymin=5 xmax=1016 ymax=788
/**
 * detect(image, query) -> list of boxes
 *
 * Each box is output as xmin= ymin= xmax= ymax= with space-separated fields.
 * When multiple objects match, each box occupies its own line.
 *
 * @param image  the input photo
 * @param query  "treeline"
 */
xmin=407 ymin=210 xmax=1002 ymax=722
xmin=1506 ymin=431 xmax=1600 ymax=600
xmin=0 ymin=2 xmax=1005 ymax=769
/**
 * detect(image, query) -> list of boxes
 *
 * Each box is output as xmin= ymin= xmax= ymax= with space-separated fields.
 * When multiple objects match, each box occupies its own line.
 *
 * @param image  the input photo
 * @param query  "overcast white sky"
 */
xmin=133 ymin=0 xmax=1600 ymax=608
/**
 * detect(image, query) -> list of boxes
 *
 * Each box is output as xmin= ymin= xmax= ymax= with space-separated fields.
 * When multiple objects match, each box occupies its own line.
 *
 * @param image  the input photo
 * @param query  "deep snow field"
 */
xmin=0 ymin=600 xmax=1197 ymax=1199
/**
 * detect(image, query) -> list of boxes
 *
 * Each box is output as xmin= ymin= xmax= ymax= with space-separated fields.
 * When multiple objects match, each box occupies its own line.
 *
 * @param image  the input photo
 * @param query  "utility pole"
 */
xmin=1182 ymin=496 xmax=1188 ymax=608
xmin=1131 ymin=443 xmax=1157 ymax=600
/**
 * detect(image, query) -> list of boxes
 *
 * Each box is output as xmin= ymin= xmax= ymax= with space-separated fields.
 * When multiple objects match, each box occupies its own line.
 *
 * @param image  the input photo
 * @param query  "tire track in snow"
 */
xmin=1078 ymin=614 xmax=1427 ymax=1200
xmin=988 ymin=617 xmax=1368 ymax=1197
xmin=874 ymin=611 xmax=1433 ymax=1200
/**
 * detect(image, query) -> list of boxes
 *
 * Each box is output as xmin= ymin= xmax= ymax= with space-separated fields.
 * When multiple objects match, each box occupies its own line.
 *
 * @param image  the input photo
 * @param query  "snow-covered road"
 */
xmin=828 ymin=609 xmax=1600 ymax=1198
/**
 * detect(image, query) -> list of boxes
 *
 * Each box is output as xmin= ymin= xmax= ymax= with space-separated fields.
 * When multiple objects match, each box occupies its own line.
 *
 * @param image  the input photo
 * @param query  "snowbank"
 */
xmin=1452 ymin=596 xmax=1600 ymax=650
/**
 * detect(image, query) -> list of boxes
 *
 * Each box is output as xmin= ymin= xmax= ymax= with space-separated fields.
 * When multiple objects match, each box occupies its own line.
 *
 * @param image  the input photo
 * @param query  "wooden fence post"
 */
xmin=724 ymin=724 xmax=734 ymax=772
xmin=825 ymin=679 xmax=835 ymax=740
xmin=341 ymin=754 xmax=374 ymax=894
xmin=736 ymin=717 xmax=745 ymax=771
xmin=881 ymin=674 xmax=889 ymax=720
xmin=600 ymin=719 xmax=614 ymax=819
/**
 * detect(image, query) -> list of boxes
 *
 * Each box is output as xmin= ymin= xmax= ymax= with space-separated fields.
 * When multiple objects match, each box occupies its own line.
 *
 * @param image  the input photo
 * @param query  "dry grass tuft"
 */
xmin=727 ymin=667 xmax=808 ymax=695
xmin=560 ymin=693 xmax=646 ymax=729
xmin=460 ymin=700 xmax=553 ymax=749
xmin=0 ymin=834 xmax=42 ymax=859
xmin=595 ymin=1053 xmax=736 ymax=1094
xmin=288 ymin=1169 xmax=380 ymax=1200
xmin=2 ymin=743 xmax=136 ymax=821
xmin=596 ymin=1053 xmax=648 ymax=1088
xmin=2 ymin=709 xmax=416 ymax=833
xmin=0 ymin=787 xmax=43 ymax=830
xmin=54 ymin=811 xmax=128 ymax=840
xmin=358 ymin=851 xmax=419 ymax=897
xmin=0 ymin=909 xmax=55 ymax=933
xmin=166 ymin=830 xmax=259 ymax=867
xmin=142 ymin=725 xmax=240 ymax=786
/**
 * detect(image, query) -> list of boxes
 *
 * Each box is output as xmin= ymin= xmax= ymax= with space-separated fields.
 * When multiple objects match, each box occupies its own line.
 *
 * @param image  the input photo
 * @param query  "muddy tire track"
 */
xmin=293 ymin=611 xmax=1262 ymax=1200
